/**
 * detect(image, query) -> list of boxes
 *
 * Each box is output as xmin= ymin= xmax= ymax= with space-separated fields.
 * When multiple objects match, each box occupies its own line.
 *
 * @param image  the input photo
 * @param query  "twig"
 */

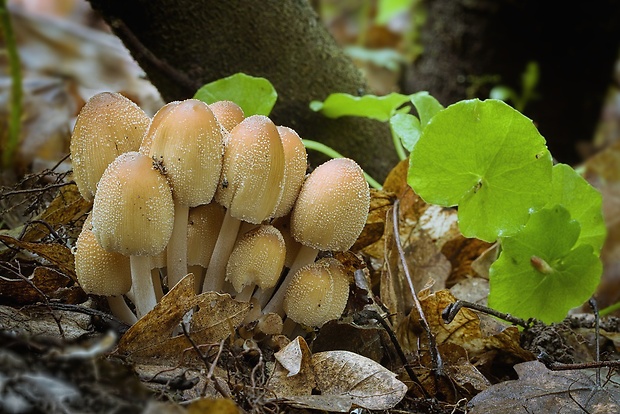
xmin=442 ymin=299 xmax=533 ymax=329
xmin=357 ymin=308 xmax=429 ymax=398
xmin=589 ymin=298 xmax=601 ymax=387
xmin=392 ymin=200 xmax=443 ymax=376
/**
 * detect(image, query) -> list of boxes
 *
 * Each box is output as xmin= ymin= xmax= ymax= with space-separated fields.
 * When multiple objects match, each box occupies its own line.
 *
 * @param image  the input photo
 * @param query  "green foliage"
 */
xmin=490 ymin=61 xmax=540 ymax=112
xmin=488 ymin=205 xmax=602 ymax=324
xmin=408 ymin=99 xmax=552 ymax=242
xmin=375 ymin=0 xmax=416 ymax=25
xmin=309 ymin=92 xmax=411 ymax=122
xmin=194 ymin=73 xmax=277 ymax=116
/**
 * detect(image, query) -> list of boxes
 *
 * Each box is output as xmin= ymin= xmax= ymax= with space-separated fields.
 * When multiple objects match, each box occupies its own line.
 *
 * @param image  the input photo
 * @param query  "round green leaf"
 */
xmin=194 ymin=73 xmax=277 ymax=116
xmin=390 ymin=113 xmax=421 ymax=151
xmin=408 ymin=99 xmax=553 ymax=242
xmin=547 ymin=163 xmax=606 ymax=253
xmin=409 ymin=91 xmax=444 ymax=128
xmin=488 ymin=205 xmax=602 ymax=324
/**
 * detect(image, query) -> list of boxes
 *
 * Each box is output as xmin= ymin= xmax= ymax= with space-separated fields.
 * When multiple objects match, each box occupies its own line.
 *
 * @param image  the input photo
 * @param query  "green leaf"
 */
xmin=310 ymin=92 xmax=410 ymax=122
xmin=376 ymin=0 xmax=415 ymax=25
xmin=409 ymin=91 xmax=443 ymax=128
xmin=390 ymin=113 xmax=421 ymax=151
xmin=547 ymin=163 xmax=606 ymax=253
xmin=408 ymin=99 xmax=553 ymax=242
xmin=489 ymin=86 xmax=515 ymax=102
xmin=488 ymin=205 xmax=602 ymax=324
xmin=193 ymin=73 xmax=277 ymax=116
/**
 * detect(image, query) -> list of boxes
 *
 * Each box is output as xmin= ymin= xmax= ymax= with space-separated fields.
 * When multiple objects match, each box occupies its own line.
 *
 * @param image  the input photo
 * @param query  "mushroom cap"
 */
xmin=187 ymin=202 xmax=226 ymax=267
xmin=225 ymin=224 xmax=286 ymax=292
xmin=215 ymin=115 xmax=285 ymax=223
xmin=283 ymin=258 xmax=350 ymax=327
xmin=148 ymin=99 xmax=224 ymax=207
xmin=290 ymin=158 xmax=370 ymax=251
xmin=75 ymin=215 xmax=132 ymax=296
xmin=139 ymin=101 xmax=181 ymax=154
xmin=273 ymin=126 xmax=308 ymax=218
xmin=92 ymin=151 xmax=174 ymax=256
xmin=70 ymin=92 xmax=150 ymax=201
xmin=210 ymin=100 xmax=245 ymax=132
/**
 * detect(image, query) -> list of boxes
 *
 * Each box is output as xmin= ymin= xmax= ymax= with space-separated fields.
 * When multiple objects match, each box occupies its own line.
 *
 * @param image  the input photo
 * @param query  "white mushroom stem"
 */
xmin=166 ymin=203 xmax=189 ymax=288
xmin=106 ymin=296 xmax=137 ymax=325
xmin=201 ymin=209 xmax=242 ymax=292
xmin=261 ymin=244 xmax=319 ymax=315
xmin=130 ymin=256 xmax=158 ymax=318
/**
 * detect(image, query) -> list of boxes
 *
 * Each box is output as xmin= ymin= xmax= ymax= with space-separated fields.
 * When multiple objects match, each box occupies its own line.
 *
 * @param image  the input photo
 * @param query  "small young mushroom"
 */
xmin=203 ymin=115 xmax=285 ymax=292
xmin=273 ymin=126 xmax=308 ymax=218
xmin=262 ymin=157 xmax=369 ymax=315
xmin=91 ymin=151 xmax=174 ymax=318
xmin=70 ymin=92 xmax=150 ymax=201
xmin=75 ymin=215 xmax=136 ymax=325
xmin=187 ymin=202 xmax=226 ymax=292
xmin=282 ymin=258 xmax=350 ymax=332
xmin=147 ymin=99 xmax=224 ymax=288
xmin=209 ymin=100 xmax=245 ymax=132
xmin=225 ymin=224 xmax=286 ymax=302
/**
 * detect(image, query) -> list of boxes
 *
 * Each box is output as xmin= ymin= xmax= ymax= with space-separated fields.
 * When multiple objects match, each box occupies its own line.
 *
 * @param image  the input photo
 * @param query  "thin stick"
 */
xmin=392 ymin=200 xmax=443 ymax=375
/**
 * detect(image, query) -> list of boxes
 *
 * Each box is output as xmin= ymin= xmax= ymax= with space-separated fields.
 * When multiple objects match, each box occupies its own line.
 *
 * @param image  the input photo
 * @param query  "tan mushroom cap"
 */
xmin=210 ymin=100 xmax=245 ymax=132
xmin=92 ymin=151 xmax=174 ymax=256
xmin=274 ymin=126 xmax=308 ymax=218
xmin=148 ymin=99 xmax=224 ymax=207
xmin=70 ymin=92 xmax=150 ymax=201
xmin=283 ymin=258 xmax=350 ymax=327
xmin=290 ymin=158 xmax=370 ymax=251
xmin=226 ymin=224 xmax=286 ymax=292
xmin=187 ymin=202 xmax=226 ymax=267
xmin=215 ymin=115 xmax=285 ymax=223
xmin=75 ymin=216 xmax=131 ymax=296
xmin=139 ymin=101 xmax=181 ymax=154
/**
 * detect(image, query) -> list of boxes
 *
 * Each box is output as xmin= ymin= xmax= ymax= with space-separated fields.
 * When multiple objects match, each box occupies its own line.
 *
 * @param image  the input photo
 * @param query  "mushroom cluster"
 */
xmin=71 ymin=92 xmax=370 ymax=333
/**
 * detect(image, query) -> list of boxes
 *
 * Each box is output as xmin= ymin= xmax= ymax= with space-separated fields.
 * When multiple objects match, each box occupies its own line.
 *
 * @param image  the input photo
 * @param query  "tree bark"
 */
xmin=406 ymin=0 xmax=620 ymax=165
xmin=86 ymin=0 xmax=399 ymax=181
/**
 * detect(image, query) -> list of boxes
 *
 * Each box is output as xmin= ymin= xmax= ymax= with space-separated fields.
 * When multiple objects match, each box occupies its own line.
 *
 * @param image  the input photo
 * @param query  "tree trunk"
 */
xmin=406 ymin=0 xmax=620 ymax=165
xmin=86 ymin=0 xmax=399 ymax=181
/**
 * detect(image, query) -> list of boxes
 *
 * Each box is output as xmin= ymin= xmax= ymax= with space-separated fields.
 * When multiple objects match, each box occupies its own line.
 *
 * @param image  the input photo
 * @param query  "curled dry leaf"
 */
xmin=0 ymin=235 xmax=77 ymax=280
xmin=269 ymin=337 xmax=407 ymax=412
xmin=0 ymin=266 xmax=85 ymax=306
xmin=350 ymin=188 xmax=396 ymax=252
xmin=116 ymin=273 xmax=250 ymax=364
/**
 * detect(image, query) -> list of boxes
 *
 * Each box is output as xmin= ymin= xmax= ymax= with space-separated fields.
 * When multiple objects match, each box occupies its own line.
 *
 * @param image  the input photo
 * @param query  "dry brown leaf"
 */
xmin=116 ymin=273 xmax=250 ymax=364
xmin=0 ymin=266 xmax=84 ymax=306
xmin=186 ymin=398 xmax=240 ymax=414
xmin=0 ymin=235 xmax=76 ymax=279
xmin=441 ymin=235 xmax=494 ymax=285
xmin=270 ymin=336 xmax=316 ymax=397
xmin=468 ymin=361 xmax=620 ymax=414
xmin=311 ymin=350 xmax=407 ymax=411
xmin=351 ymin=188 xmax=396 ymax=252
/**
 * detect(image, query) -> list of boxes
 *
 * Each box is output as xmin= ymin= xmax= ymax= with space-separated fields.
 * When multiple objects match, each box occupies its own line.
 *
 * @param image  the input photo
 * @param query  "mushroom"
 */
xmin=147 ymin=99 xmax=224 ymax=288
xmin=273 ymin=126 xmax=308 ymax=218
xmin=202 ymin=115 xmax=285 ymax=292
xmin=70 ymin=92 xmax=150 ymax=201
xmin=91 ymin=151 xmax=174 ymax=318
xmin=75 ymin=215 xmax=137 ymax=325
xmin=187 ymin=202 xmax=226 ymax=292
xmin=262 ymin=157 xmax=369 ymax=315
xmin=282 ymin=258 xmax=350 ymax=332
xmin=209 ymin=100 xmax=245 ymax=132
xmin=225 ymin=224 xmax=286 ymax=302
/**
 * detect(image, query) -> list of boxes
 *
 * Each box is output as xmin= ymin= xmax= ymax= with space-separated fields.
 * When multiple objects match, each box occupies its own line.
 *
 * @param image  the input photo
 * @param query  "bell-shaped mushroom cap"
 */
xmin=273 ymin=126 xmax=308 ymax=218
xmin=187 ymin=202 xmax=226 ymax=267
xmin=148 ymin=99 xmax=224 ymax=207
xmin=91 ymin=151 xmax=174 ymax=256
xmin=226 ymin=224 xmax=286 ymax=292
xmin=210 ymin=100 xmax=245 ymax=132
xmin=283 ymin=258 xmax=350 ymax=327
xmin=75 ymin=216 xmax=131 ymax=296
xmin=70 ymin=92 xmax=150 ymax=201
xmin=139 ymin=101 xmax=181 ymax=154
xmin=291 ymin=158 xmax=370 ymax=251
xmin=215 ymin=115 xmax=285 ymax=224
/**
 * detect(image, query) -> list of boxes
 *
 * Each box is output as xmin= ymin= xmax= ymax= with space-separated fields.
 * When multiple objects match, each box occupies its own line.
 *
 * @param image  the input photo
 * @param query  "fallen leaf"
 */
xmin=270 ymin=336 xmax=316 ymax=397
xmin=0 ymin=235 xmax=76 ymax=280
xmin=0 ymin=303 xmax=91 ymax=340
xmin=311 ymin=350 xmax=407 ymax=410
xmin=351 ymin=189 xmax=396 ymax=252
xmin=0 ymin=266 xmax=85 ymax=306
xmin=468 ymin=360 xmax=620 ymax=413
xmin=441 ymin=235 xmax=494 ymax=284
xmin=116 ymin=273 xmax=250 ymax=364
